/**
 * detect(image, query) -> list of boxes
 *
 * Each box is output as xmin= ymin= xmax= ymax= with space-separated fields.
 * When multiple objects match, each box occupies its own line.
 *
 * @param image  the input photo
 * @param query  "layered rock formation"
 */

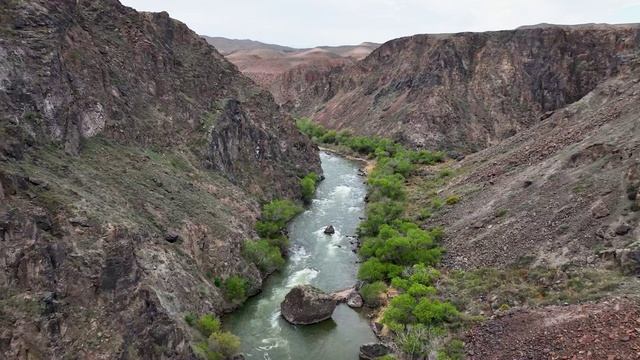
xmin=0 ymin=0 xmax=319 ymax=358
xmin=291 ymin=24 xmax=640 ymax=152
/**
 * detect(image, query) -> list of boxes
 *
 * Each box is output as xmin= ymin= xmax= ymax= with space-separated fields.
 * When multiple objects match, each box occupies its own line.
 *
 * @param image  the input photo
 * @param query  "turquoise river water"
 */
xmin=225 ymin=151 xmax=376 ymax=359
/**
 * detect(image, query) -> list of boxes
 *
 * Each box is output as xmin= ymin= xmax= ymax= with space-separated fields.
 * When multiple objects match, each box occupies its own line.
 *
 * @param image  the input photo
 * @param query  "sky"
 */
xmin=120 ymin=0 xmax=640 ymax=48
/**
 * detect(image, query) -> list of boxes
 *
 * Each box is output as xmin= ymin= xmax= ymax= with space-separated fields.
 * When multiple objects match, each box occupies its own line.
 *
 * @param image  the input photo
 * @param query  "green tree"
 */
xmin=208 ymin=331 xmax=241 ymax=358
xmin=196 ymin=314 xmax=221 ymax=337
xmin=360 ymin=281 xmax=387 ymax=307
xmin=300 ymin=172 xmax=318 ymax=204
xmin=223 ymin=276 xmax=248 ymax=302
xmin=413 ymin=299 xmax=458 ymax=325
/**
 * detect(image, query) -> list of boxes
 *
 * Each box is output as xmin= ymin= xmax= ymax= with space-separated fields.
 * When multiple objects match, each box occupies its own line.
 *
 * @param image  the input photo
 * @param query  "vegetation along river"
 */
xmin=225 ymin=151 xmax=377 ymax=359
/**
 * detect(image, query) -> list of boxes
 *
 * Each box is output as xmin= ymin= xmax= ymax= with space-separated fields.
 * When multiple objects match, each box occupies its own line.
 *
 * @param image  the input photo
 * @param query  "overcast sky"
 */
xmin=120 ymin=0 xmax=640 ymax=48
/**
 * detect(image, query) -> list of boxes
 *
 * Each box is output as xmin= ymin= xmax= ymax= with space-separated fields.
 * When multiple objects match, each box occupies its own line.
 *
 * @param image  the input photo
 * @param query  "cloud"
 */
xmin=120 ymin=0 xmax=640 ymax=48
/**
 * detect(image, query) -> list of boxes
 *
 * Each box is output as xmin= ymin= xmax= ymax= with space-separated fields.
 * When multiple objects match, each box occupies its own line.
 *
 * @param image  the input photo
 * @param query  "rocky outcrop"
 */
xmin=330 ymin=286 xmax=363 ymax=308
xmin=324 ymin=225 xmax=336 ymax=234
xmin=291 ymin=24 xmax=640 ymax=152
xmin=359 ymin=343 xmax=392 ymax=360
xmin=0 ymin=0 xmax=320 ymax=199
xmin=0 ymin=0 xmax=320 ymax=359
xmin=420 ymin=63 xmax=640 ymax=269
xmin=280 ymin=285 xmax=337 ymax=325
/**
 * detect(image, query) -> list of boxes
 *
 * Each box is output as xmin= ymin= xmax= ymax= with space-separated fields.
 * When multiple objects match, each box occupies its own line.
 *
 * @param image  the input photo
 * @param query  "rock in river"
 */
xmin=324 ymin=225 xmax=335 ymax=234
xmin=280 ymin=285 xmax=337 ymax=325
xmin=359 ymin=343 xmax=392 ymax=360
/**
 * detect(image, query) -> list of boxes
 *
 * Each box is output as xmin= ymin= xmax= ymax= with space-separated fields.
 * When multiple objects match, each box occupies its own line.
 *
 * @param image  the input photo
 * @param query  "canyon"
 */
xmin=1 ymin=0 xmax=640 ymax=359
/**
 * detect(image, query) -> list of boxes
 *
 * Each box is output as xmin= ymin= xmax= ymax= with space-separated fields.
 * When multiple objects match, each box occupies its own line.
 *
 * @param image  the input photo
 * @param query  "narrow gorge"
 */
xmin=2 ymin=1 xmax=640 ymax=359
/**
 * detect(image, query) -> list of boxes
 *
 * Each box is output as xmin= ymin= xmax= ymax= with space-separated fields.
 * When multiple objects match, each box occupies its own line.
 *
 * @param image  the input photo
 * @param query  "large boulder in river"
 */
xmin=359 ymin=343 xmax=392 ymax=360
xmin=324 ymin=225 xmax=335 ymax=234
xmin=280 ymin=285 xmax=337 ymax=325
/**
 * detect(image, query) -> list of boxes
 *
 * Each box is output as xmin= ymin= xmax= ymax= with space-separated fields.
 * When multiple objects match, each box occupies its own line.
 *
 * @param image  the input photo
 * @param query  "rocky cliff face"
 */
xmin=292 ymin=24 xmax=640 ymax=152
xmin=420 ymin=62 xmax=640 ymax=270
xmin=0 ymin=1 xmax=319 ymax=359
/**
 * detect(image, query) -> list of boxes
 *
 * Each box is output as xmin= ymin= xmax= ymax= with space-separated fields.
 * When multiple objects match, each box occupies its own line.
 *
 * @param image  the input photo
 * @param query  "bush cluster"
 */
xmin=300 ymin=172 xmax=319 ymax=204
xmin=255 ymin=200 xmax=302 ymax=238
xmin=223 ymin=276 xmax=248 ymax=303
xmin=297 ymin=118 xmax=459 ymax=358
xmin=188 ymin=314 xmax=242 ymax=360
xmin=245 ymin=199 xmax=302 ymax=274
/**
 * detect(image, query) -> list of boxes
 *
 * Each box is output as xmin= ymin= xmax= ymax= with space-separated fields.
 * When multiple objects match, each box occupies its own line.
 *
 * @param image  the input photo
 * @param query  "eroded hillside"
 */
xmin=0 ymin=0 xmax=319 ymax=358
xmin=206 ymin=37 xmax=379 ymax=105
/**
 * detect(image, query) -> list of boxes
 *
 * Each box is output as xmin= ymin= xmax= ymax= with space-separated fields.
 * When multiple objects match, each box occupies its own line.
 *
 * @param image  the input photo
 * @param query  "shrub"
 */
xmin=391 ymin=277 xmax=412 ymax=291
xmin=360 ymin=222 xmax=443 ymax=267
xmin=320 ymin=130 xmax=338 ymax=144
xmin=358 ymin=201 xmax=404 ymax=237
xmin=255 ymin=220 xmax=281 ymax=239
xmin=408 ymin=264 xmax=441 ymax=286
xmin=413 ymin=299 xmax=459 ymax=325
xmin=377 ymin=355 xmax=396 ymax=360
xmin=445 ymin=195 xmax=461 ymax=205
xmin=296 ymin=118 xmax=327 ymax=139
xmin=438 ymin=168 xmax=453 ymax=178
xmin=184 ymin=313 xmax=196 ymax=326
xmin=196 ymin=314 xmax=221 ymax=337
xmin=243 ymin=239 xmax=285 ymax=273
xmin=431 ymin=198 xmax=444 ymax=210
xmin=193 ymin=341 xmax=221 ymax=360
xmin=417 ymin=209 xmax=432 ymax=220
xmin=256 ymin=200 xmax=302 ymax=238
xmin=369 ymin=173 xmax=406 ymax=201
xmin=266 ymin=235 xmax=290 ymax=252
xmin=383 ymin=294 xmax=417 ymax=326
xmin=437 ymin=339 xmax=465 ymax=360
xmin=208 ymin=331 xmax=241 ymax=358
xmin=360 ymin=281 xmax=387 ymax=307
xmin=358 ymin=258 xmax=402 ymax=282
xmin=408 ymin=283 xmax=437 ymax=297
xmin=300 ymin=172 xmax=318 ymax=204
xmin=409 ymin=150 xmax=445 ymax=165
xmin=396 ymin=325 xmax=441 ymax=356
xmin=223 ymin=276 xmax=248 ymax=302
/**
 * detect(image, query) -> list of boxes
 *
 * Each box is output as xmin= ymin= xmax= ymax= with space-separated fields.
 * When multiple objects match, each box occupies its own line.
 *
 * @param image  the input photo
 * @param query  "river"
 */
xmin=225 ymin=151 xmax=376 ymax=359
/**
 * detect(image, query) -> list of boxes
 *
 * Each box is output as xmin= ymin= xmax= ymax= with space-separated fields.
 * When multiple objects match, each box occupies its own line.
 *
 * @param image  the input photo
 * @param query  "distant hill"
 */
xmin=202 ymin=36 xmax=297 ymax=54
xmin=202 ymin=36 xmax=380 ymax=104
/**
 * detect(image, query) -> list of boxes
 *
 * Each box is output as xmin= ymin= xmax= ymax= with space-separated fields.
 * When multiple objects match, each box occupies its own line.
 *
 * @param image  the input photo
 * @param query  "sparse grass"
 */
xmin=445 ymin=194 xmax=461 ymax=205
xmin=431 ymin=197 xmax=444 ymax=210
xmin=495 ymin=208 xmax=508 ymax=218
xmin=440 ymin=267 xmax=625 ymax=315
xmin=8 ymin=136 xmax=239 ymax=237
